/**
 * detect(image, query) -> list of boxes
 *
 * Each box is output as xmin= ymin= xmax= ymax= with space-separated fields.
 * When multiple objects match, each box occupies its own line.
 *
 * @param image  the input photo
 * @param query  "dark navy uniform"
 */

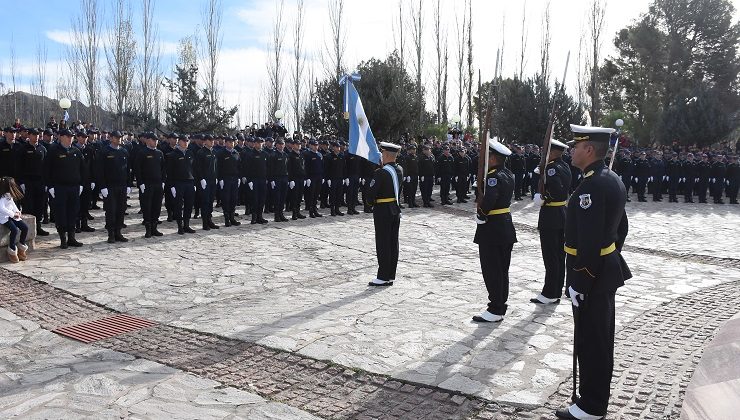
xmin=345 ymin=152 xmax=362 ymax=214
xmin=0 ymin=135 xmax=16 ymax=178
xmin=325 ymin=148 xmax=345 ymax=215
xmin=16 ymin=140 xmax=47 ymax=234
xmin=217 ymin=145 xmax=241 ymax=226
xmin=245 ymin=144 xmax=269 ymax=224
xmin=402 ymin=149 xmax=419 ymax=207
xmin=633 ymin=156 xmax=650 ymax=202
xmin=44 ymin=138 xmax=84 ymax=247
xmin=509 ymin=151 xmax=526 ymax=199
xmin=695 ymin=157 xmax=711 ymax=203
xmin=535 ymin=157 xmax=572 ymax=301
xmin=474 ymin=164 xmax=517 ymax=317
xmin=418 ymin=150 xmax=435 ymax=207
xmin=710 ymin=159 xmax=726 ymax=204
xmin=135 ymin=142 xmax=166 ymax=235
xmin=194 ymin=144 xmax=219 ymax=228
xmin=726 ymin=158 xmax=739 ymax=204
xmin=269 ymin=146 xmax=290 ymax=222
xmin=564 ymin=158 xmax=631 ymax=417
xmin=166 ymin=147 xmax=197 ymax=233
xmin=76 ymin=140 xmax=97 ymax=232
xmin=453 ymin=152 xmax=470 ymax=202
xmin=287 ymin=145 xmax=307 ymax=219
xmin=303 ymin=145 xmax=324 ymax=217
xmin=436 ymin=151 xmax=454 ymax=204
xmin=95 ymin=143 xmax=130 ymax=241
xmin=666 ymin=157 xmax=682 ymax=202
xmin=366 ymin=159 xmax=403 ymax=284
xmin=681 ymin=158 xmax=696 ymax=203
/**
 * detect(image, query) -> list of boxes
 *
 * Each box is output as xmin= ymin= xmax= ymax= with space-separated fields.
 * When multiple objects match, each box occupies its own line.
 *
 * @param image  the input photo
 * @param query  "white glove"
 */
xmin=91 ymin=182 xmax=95 ymax=190
xmin=711 ymin=178 xmax=715 ymax=183
xmin=344 ymin=178 xmax=349 ymax=186
xmin=241 ymin=177 xmax=247 ymax=184
xmin=328 ymin=180 xmax=332 ymax=187
xmin=79 ymin=186 xmax=83 ymax=195
xmin=453 ymin=177 xmax=458 ymax=182
xmin=127 ymin=187 xmax=131 ymax=195
xmin=664 ymin=176 xmax=668 ymax=181
xmin=727 ymin=180 xmax=730 ymax=186
xmin=528 ymin=172 xmax=532 ymax=178
xmin=289 ymin=181 xmax=295 ymax=189
xmin=200 ymin=179 xmax=207 ymax=189
xmin=171 ymin=187 xmax=176 ymax=197
xmin=475 ymin=214 xmax=486 ymax=225
xmin=472 ymin=181 xmax=477 ymax=188
xmin=306 ymin=179 xmax=311 ymax=187
xmin=694 ymin=178 xmax=698 ymax=183
xmin=139 ymin=184 xmax=146 ymax=193
xmin=19 ymin=184 xmax=25 ymax=194
xmin=237 ymin=179 xmax=241 ymax=187
xmin=360 ymin=179 xmax=364 ymax=185
xmin=248 ymin=182 xmax=253 ymax=190
xmin=533 ymin=193 xmax=545 ymax=207
xmin=648 ymin=177 xmax=653 ymax=182
xmin=534 ymin=167 xmax=540 ymax=175
xmin=405 ymin=176 xmax=410 ymax=183
xmin=271 ymin=181 xmax=276 ymax=189
xmin=569 ymin=286 xmax=585 ymax=308
xmin=193 ymin=185 xmax=196 ymax=191
xmin=162 ymin=183 xmax=165 ymax=189
xmin=219 ymin=180 xmax=224 ymax=188
xmin=48 ymin=188 xmax=55 ymax=198
xmin=101 ymin=188 xmax=109 ymax=198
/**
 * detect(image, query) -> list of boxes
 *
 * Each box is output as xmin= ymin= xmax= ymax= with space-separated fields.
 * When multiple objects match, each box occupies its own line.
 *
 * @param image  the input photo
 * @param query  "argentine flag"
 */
xmin=347 ymin=82 xmax=381 ymax=164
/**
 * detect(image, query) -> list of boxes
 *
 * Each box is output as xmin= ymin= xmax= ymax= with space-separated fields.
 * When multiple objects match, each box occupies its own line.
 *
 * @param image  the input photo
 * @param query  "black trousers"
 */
xmin=621 ymin=174 xmax=631 ymax=194
xmin=220 ymin=177 xmax=239 ymax=216
xmin=439 ymin=175 xmax=451 ymax=200
xmin=306 ymin=177 xmax=322 ymax=212
xmin=289 ymin=178 xmax=305 ymax=213
xmin=78 ymin=186 xmax=92 ymax=221
xmin=574 ymin=291 xmax=616 ymax=417
xmin=684 ymin=180 xmax=695 ymax=202
xmin=22 ymin=181 xmax=46 ymax=223
xmin=455 ymin=176 xmax=467 ymax=200
xmin=374 ymin=213 xmax=400 ymax=281
xmin=514 ymin=173 xmax=525 ymax=198
xmin=164 ymin=181 xmax=175 ymax=218
xmin=272 ymin=177 xmax=288 ymax=214
xmin=347 ymin=176 xmax=360 ymax=209
xmin=250 ymin=179 xmax=267 ymax=220
xmin=420 ymin=176 xmax=433 ymax=204
xmin=635 ymin=179 xmax=648 ymax=200
xmin=140 ymin=183 xmax=164 ymax=224
xmin=329 ymin=179 xmax=343 ymax=208
xmin=539 ymin=228 xmax=566 ymax=299
xmin=103 ymin=186 xmax=127 ymax=230
xmin=478 ymin=243 xmax=512 ymax=315
xmin=52 ymin=185 xmax=80 ymax=232
xmin=696 ymin=180 xmax=708 ymax=202
xmin=200 ymin=182 xmax=216 ymax=218
xmin=172 ymin=181 xmax=195 ymax=221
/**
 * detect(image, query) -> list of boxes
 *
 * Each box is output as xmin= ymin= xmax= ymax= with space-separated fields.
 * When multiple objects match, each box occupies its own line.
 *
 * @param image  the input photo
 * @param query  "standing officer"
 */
xmin=15 ymin=128 xmax=49 ymax=236
xmin=509 ymin=146 xmax=526 ymax=200
xmin=166 ymin=135 xmax=197 ymax=235
xmin=44 ymin=129 xmax=84 ymax=248
xmin=681 ymin=153 xmax=696 ymax=203
xmin=472 ymin=139 xmax=517 ymax=323
xmin=303 ymin=139 xmax=324 ymax=218
xmin=135 ymin=132 xmax=166 ymax=238
xmin=555 ymin=125 xmax=631 ymax=420
xmin=454 ymin=147 xmax=471 ymax=203
xmin=695 ymin=153 xmax=711 ymax=203
xmin=217 ymin=136 xmax=241 ymax=227
xmin=527 ymin=145 xmax=541 ymax=199
xmin=726 ymin=155 xmax=739 ymax=204
xmin=436 ymin=145 xmax=455 ymax=205
xmin=326 ymin=141 xmax=345 ymax=216
xmin=345 ymin=147 xmax=363 ymax=215
xmin=96 ymin=130 xmax=131 ymax=243
xmin=194 ymin=134 xmax=219 ymax=230
xmin=617 ymin=149 xmax=633 ymax=201
xmin=365 ymin=142 xmax=403 ymax=287
xmin=75 ymin=130 xmax=96 ymax=233
xmin=418 ymin=145 xmax=436 ymax=207
xmin=531 ymin=139 xmax=572 ymax=305
xmin=0 ymin=127 xmax=17 ymax=178
xmin=666 ymin=152 xmax=682 ymax=202
xmin=269 ymin=138 xmax=290 ymax=222
xmin=402 ymin=144 xmax=420 ymax=207
xmin=246 ymin=137 xmax=269 ymax=224
xmin=159 ymin=133 xmax=177 ymax=222
xmin=709 ymin=154 xmax=727 ymax=204
xmin=633 ymin=151 xmax=650 ymax=202
xmin=287 ymin=139 xmax=307 ymax=220
xmin=649 ymin=150 xmax=665 ymax=202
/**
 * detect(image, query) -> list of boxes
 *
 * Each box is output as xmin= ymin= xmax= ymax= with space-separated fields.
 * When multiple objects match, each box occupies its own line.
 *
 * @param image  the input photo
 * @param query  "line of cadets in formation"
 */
xmin=2 ymin=124 xmax=738 ymax=246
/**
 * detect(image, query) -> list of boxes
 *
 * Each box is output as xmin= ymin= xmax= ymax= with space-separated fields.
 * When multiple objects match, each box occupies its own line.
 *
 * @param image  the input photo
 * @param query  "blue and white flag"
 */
xmin=63 ymin=110 xmax=70 ymax=122
xmin=346 ymin=81 xmax=381 ymax=164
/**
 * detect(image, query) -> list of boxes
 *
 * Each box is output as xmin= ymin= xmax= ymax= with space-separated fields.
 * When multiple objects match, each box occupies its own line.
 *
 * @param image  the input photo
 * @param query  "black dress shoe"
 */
xmin=555 ymin=408 xmax=577 ymax=419
xmin=367 ymin=281 xmax=393 ymax=287
xmin=472 ymin=315 xmax=503 ymax=323
xmin=530 ymin=297 xmax=560 ymax=305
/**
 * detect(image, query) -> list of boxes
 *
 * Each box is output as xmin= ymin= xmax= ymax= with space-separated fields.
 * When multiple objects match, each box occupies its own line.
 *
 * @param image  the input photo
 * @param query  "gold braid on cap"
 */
xmin=573 ymin=135 xmax=590 ymax=141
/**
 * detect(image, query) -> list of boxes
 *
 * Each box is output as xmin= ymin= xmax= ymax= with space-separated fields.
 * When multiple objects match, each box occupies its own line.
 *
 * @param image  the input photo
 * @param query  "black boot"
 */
xmin=230 ymin=213 xmax=241 ymax=226
xmin=335 ymin=206 xmax=344 ymax=216
xmin=144 ymin=223 xmax=152 ymax=238
xmin=107 ymin=229 xmax=116 ymax=243
xmin=202 ymin=218 xmax=211 ymax=231
xmin=167 ymin=211 xmax=173 ymax=222
xmin=151 ymin=222 xmax=163 ymax=236
xmin=115 ymin=229 xmax=128 ymax=242
xmin=75 ymin=220 xmax=82 ymax=234
xmin=81 ymin=219 xmax=96 ymax=232
xmin=58 ymin=229 xmax=68 ymax=249
xmin=67 ymin=231 xmax=84 ymax=247
xmin=207 ymin=216 xmax=219 ymax=229
xmin=330 ymin=206 xmax=336 ymax=216
xmin=36 ymin=225 xmax=49 ymax=236
xmin=176 ymin=220 xmax=185 ymax=235
xmin=183 ymin=219 xmax=196 ymax=233
xmin=225 ymin=214 xmax=232 ymax=227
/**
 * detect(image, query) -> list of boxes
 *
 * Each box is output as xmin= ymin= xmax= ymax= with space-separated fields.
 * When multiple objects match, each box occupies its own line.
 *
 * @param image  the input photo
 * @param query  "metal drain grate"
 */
xmin=53 ymin=314 xmax=157 ymax=343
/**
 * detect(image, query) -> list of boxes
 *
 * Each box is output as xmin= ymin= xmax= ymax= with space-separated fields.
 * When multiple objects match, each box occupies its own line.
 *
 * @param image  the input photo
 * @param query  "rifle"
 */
xmin=477 ymin=49 xmax=501 ymax=210
xmin=538 ymin=51 xmax=570 ymax=195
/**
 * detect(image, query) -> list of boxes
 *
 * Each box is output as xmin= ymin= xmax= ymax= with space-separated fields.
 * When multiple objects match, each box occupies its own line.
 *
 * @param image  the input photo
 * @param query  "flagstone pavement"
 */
xmin=1 ymin=192 xmax=738 ymax=418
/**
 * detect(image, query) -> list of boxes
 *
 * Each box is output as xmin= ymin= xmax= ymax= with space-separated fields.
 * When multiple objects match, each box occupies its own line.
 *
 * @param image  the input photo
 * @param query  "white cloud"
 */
xmin=45 ymin=30 xmax=74 ymax=46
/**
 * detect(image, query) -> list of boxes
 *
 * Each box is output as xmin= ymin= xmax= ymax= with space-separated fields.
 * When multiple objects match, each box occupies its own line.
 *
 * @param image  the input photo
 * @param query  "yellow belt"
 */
xmin=375 ymin=198 xmax=396 ymax=204
xmin=545 ymin=201 xmax=567 ymax=207
xmin=486 ymin=207 xmax=510 ymax=216
xmin=564 ymin=243 xmax=616 ymax=257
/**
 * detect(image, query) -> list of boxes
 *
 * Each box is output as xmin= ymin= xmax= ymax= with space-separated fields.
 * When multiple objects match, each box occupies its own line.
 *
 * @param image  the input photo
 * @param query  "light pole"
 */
xmin=274 ymin=109 xmax=284 ymax=123
xmin=59 ymin=98 xmax=71 ymax=129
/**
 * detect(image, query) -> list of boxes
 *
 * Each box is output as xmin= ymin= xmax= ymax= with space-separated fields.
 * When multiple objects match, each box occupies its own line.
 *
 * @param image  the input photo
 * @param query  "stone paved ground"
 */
xmin=1 ymin=191 xmax=739 ymax=418
xmin=0 ymin=306 xmax=318 ymax=419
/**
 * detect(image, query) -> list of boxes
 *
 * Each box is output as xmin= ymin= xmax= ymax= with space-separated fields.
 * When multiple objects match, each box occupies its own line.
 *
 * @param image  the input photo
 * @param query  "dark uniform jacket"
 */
xmin=288 ymin=150 xmax=306 ymax=180
xmin=537 ymin=158 xmax=571 ymax=230
xmin=303 ymin=150 xmax=323 ymax=178
xmin=0 ymin=140 xmax=16 ymax=178
xmin=194 ymin=147 xmax=218 ymax=182
xmin=244 ymin=149 xmax=269 ymax=179
xmin=565 ymin=161 xmax=632 ymax=295
xmin=436 ymin=154 xmax=454 ymax=176
xmin=216 ymin=147 xmax=241 ymax=178
xmin=95 ymin=144 xmax=130 ymax=189
xmin=16 ymin=142 xmax=47 ymax=183
xmin=269 ymin=150 xmax=289 ymax=179
xmin=418 ymin=154 xmax=435 ymax=177
xmin=135 ymin=146 xmax=166 ymax=185
xmin=44 ymin=143 xmax=84 ymax=187
xmin=165 ymin=148 xmax=195 ymax=182
xmin=473 ymin=165 xmax=517 ymax=246
xmin=325 ymin=151 xmax=345 ymax=180
xmin=366 ymin=162 xmax=403 ymax=217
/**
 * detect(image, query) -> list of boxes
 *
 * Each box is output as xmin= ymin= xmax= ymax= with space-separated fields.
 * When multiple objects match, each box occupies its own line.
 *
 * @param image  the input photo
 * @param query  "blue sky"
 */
xmin=1 ymin=0 xmax=684 ymax=128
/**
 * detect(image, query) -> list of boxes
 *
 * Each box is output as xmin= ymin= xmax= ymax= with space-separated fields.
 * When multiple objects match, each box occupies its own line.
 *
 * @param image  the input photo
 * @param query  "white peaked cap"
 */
xmin=551 ymin=139 xmax=569 ymax=150
xmin=379 ymin=142 xmax=402 ymax=152
xmin=488 ymin=137 xmax=512 ymax=156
